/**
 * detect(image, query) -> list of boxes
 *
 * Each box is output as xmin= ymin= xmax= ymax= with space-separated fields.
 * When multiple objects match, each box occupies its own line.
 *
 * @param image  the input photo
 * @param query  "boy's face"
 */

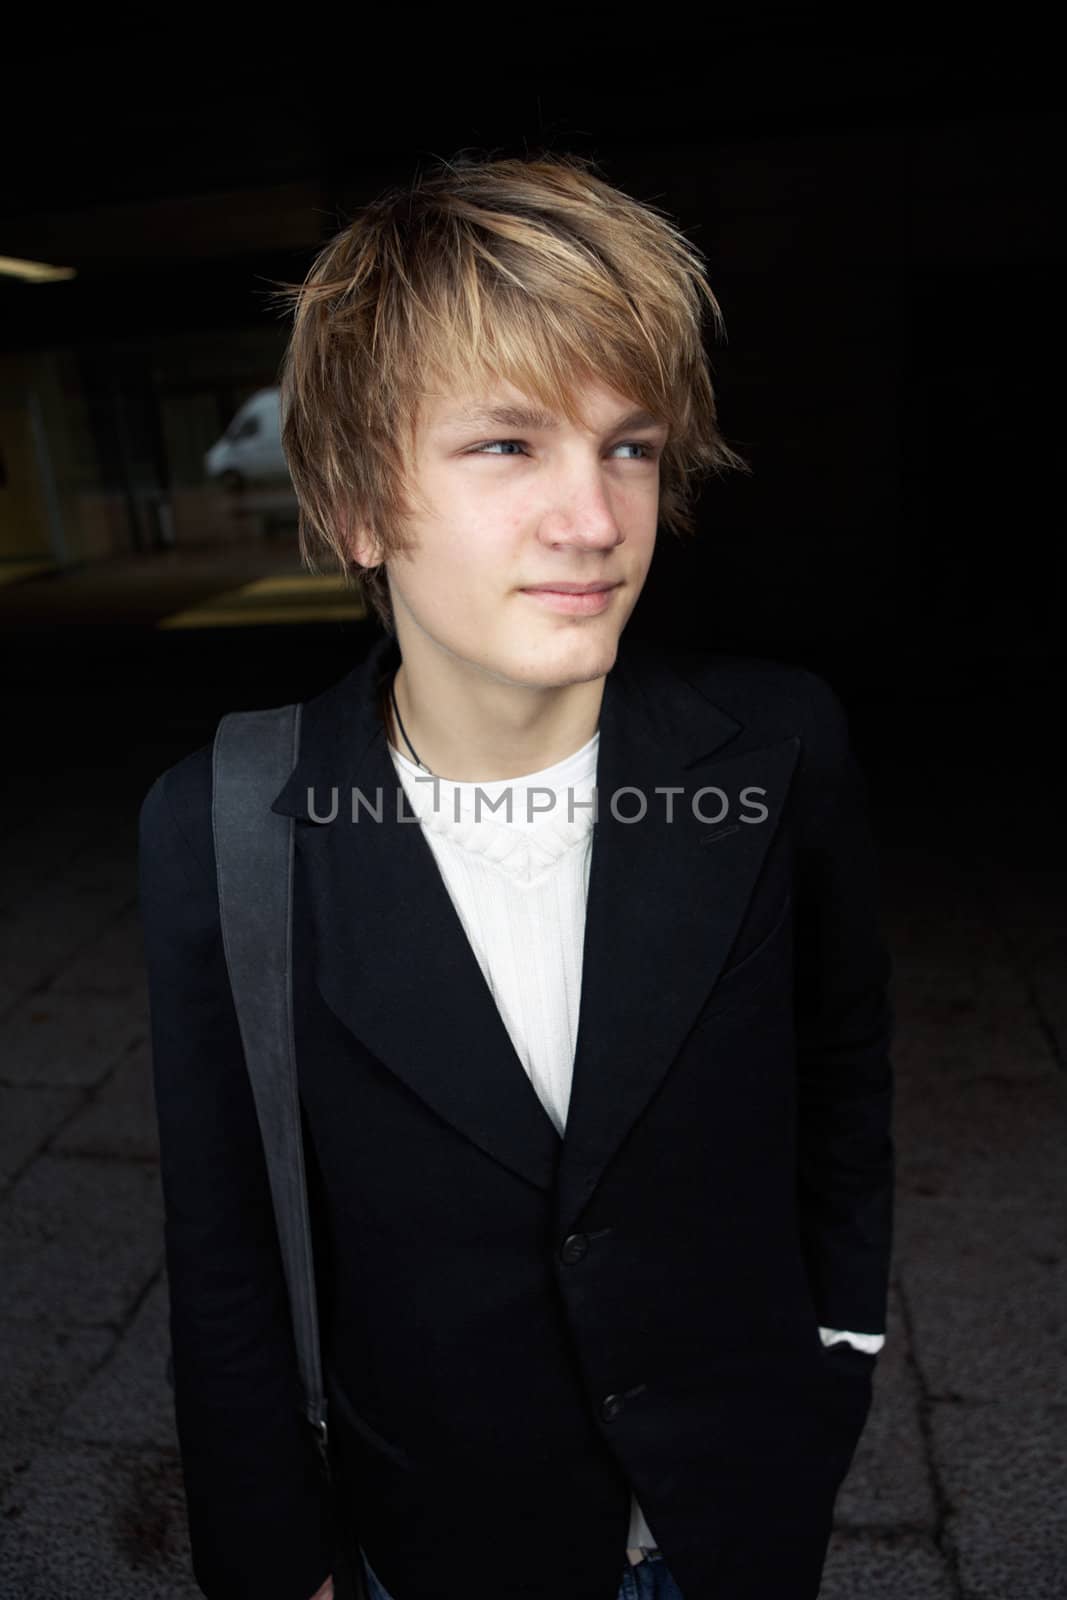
xmin=363 ymin=372 xmax=667 ymax=691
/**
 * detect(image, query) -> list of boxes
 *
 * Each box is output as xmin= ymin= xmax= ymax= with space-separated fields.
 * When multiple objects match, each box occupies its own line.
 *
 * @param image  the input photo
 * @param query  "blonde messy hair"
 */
xmin=275 ymin=151 xmax=748 ymax=634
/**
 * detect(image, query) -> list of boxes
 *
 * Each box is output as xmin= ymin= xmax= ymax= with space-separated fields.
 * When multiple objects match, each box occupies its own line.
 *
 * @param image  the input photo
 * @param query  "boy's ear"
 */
xmin=347 ymin=520 xmax=385 ymax=569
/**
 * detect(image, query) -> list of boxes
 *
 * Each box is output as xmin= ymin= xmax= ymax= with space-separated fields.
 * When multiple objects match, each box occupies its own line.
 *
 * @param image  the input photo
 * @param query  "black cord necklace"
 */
xmin=389 ymin=671 xmax=435 ymax=776
xmin=388 ymin=668 xmax=602 ymax=783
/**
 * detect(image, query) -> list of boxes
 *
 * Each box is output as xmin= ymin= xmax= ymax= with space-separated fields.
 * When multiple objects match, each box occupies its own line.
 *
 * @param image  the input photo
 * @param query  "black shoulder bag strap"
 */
xmin=211 ymin=703 xmax=330 ymax=1470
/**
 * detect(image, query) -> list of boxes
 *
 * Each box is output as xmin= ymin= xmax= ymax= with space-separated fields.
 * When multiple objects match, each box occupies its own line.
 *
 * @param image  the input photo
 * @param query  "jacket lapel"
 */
xmin=273 ymin=634 xmax=562 ymax=1194
xmin=554 ymin=644 xmax=799 ymax=1233
xmin=271 ymin=633 xmax=800 ymax=1221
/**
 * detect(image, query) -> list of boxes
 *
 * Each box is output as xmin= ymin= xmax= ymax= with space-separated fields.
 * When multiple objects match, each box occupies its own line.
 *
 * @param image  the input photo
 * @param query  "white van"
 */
xmin=204 ymin=388 xmax=288 ymax=490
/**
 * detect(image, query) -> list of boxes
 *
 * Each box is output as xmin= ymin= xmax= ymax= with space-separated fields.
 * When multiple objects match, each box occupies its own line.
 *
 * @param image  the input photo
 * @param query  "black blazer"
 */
xmin=138 ymin=628 xmax=895 ymax=1600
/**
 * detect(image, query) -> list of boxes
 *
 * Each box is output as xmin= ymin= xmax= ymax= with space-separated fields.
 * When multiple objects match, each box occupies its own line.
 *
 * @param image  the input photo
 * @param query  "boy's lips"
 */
xmin=519 ymin=584 xmax=620 ymax=615
xmin=520 ymin=582 xmax=621 ymax=594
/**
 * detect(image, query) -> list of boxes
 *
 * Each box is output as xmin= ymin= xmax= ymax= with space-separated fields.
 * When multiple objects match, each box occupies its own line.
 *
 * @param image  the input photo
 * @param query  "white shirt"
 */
xmin=387 ymin=729 xmax=883 ymax=1560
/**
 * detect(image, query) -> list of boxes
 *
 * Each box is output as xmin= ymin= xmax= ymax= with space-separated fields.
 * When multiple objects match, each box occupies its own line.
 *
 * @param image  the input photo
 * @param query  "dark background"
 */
xmin=1 ymin=23 xmax=1061 ymax=694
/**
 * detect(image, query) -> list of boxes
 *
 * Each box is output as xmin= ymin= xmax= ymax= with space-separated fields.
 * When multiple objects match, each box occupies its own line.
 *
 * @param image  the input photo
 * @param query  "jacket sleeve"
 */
xmin=138 ymin=750 xmax=334 ymax=1600
xmin=792 ymin=671 xmax=896 ymax=1339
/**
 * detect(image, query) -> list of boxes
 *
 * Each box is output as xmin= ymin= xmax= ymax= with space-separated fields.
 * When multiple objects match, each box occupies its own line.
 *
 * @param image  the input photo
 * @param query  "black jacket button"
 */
xmin=560 ymin=1232 xmax=589 ymax=1264
xmin=600 ymin=1393 xmax=624 ymax=1422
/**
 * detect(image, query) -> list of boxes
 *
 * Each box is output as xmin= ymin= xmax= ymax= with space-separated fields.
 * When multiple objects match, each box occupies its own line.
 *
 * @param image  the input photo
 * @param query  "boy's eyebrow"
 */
xmin=437 ymin=403 xmax=666 ymax=434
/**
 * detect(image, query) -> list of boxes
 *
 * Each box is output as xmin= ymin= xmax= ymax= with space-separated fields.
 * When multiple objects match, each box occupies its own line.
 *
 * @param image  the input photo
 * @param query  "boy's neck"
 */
xmin=384 ymin=652 xmax=607 ymax=785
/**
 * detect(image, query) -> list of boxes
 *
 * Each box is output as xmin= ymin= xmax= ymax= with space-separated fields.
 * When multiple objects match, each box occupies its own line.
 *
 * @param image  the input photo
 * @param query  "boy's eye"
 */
xmin=470 ymin=439 xmax=658 ymax=460
xmin=474 ymin=439 xmax=527 ymax=456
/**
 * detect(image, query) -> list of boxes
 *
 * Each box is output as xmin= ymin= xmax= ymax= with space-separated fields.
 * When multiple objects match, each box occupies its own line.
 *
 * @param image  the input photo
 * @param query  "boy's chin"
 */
xmin=509 ymin=631 xmax=620 ymax=687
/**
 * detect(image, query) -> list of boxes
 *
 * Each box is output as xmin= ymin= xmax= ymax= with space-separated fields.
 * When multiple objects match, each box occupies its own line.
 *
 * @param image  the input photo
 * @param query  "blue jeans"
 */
xmin=359 ymin=1543 xmax=684 ymax=1598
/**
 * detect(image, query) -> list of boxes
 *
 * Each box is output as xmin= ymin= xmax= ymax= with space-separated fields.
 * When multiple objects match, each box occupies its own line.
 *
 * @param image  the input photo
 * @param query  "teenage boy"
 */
xmin=139 ymin=153 xmax=894 ymax=1600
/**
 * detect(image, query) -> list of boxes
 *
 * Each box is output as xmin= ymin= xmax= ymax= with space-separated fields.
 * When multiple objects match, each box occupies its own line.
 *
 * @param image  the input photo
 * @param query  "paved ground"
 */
xmin=0 ymin=561 xmax=1063 ymax=1597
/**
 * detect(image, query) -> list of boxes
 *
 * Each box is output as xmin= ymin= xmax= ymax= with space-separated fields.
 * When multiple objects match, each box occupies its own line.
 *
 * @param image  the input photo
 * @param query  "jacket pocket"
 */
xmin=691 ymin=892 xmax=794 ymax=1027
xmin=327 ymin=1374 xmax=415 ymax=1470
xmin=820 ymin=1339 xmax=877 ymax=1380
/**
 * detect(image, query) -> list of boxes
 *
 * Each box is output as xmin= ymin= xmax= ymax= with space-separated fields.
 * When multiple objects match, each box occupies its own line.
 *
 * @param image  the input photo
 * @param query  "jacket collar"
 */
xmin=271 ymin=630 xmax=404 ymax=823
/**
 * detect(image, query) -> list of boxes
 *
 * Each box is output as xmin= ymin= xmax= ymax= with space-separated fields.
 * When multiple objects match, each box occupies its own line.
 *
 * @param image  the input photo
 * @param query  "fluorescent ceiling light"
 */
xmin=0 ymin=255 xmax=77 ymax=283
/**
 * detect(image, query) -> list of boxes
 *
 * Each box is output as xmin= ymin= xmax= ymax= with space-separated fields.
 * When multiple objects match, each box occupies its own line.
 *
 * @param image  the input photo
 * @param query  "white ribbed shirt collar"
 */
xmin=387 ymin=732 xmax=599 ymax=878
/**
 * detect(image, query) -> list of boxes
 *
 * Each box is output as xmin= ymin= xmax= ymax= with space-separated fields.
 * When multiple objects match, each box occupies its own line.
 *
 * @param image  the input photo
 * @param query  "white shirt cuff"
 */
xmin=818 ymin=1326 xmax=885 ymax=1354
